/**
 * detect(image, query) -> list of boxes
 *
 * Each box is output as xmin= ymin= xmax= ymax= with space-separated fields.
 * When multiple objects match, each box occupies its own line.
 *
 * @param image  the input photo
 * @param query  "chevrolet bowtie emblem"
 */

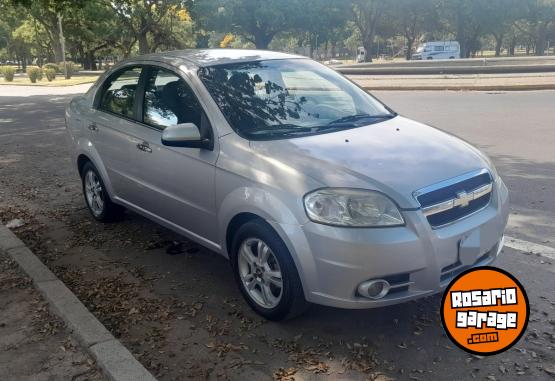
xmin=456 ymin=191 xmax=472 ymax=208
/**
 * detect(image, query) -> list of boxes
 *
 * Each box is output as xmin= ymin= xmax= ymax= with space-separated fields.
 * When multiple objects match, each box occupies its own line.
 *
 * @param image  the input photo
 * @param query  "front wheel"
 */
xmin=81 ymin=162 xmax=124 ymax=222
xmin=231 ymin=220 xmax=309 ymax=321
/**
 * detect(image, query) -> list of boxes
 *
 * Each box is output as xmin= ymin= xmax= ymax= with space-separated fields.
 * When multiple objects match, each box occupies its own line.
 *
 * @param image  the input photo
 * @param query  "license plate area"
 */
xmin=458 ymin=229 xmax=485 ymax=267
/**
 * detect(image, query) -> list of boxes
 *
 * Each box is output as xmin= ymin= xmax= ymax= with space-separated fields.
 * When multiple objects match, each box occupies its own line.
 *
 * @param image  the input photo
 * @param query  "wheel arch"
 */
xmin=77 ymin=154 xmax=91 ymax=176
xmin=73 ymin=143 xmax=116 ymax=199
xmin=226 ymin=212 xmax=261 ymax=259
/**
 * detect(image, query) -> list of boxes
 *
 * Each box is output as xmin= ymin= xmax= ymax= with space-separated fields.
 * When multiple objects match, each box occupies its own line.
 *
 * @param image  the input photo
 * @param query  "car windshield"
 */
xmin=199 ymin=59 xmax=395 ymax=140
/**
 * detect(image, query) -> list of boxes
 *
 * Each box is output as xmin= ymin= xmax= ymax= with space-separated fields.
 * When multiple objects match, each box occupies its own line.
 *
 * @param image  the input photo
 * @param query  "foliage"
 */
xmin=220 ymin=33 xmax=235 ymax=48
xmin=43 ymin=62 xmax=59 ymax=72
xmin=109 ymin=0 xmax=195 ymax=54
xmin=26 ymin=66 xmax=42 ymax=82
xmin=351 ymin=0 xmax=384 ymax=62
xmin=0 ymin=66 xmax=16 ymax=81
xmin=1 ymin=0 xmax=555 ymax=65
xmin=58 ymin=61 xmax=74 ymax=78
xmin=44 ymin=67 xmax=55 ymax=80
xmin=198 ymin=0 xmax=304 ymax=49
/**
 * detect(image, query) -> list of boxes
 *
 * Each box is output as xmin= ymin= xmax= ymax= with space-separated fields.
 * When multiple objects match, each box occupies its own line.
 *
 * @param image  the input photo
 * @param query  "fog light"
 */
xmin=358 ymin=279 xmax=391 ymax=300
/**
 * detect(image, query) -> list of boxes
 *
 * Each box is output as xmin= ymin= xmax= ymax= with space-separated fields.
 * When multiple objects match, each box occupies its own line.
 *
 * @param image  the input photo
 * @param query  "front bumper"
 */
xmin=278 ymin=178 xmax=509 ymax=309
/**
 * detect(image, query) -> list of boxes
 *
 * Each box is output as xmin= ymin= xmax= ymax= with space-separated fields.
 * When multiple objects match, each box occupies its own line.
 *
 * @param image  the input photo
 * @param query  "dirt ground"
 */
xmin=0 ymin=93 xmax=553 ymax=381
xmin=0 ymin=252 xmax=103 ymax=381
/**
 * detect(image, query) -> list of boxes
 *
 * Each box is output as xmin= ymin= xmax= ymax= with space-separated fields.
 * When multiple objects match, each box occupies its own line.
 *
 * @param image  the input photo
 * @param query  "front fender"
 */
xmin=217 ymin=185 xmax=308 ymax=256
xmin=217 ymin=186 xmax=318 ymax=299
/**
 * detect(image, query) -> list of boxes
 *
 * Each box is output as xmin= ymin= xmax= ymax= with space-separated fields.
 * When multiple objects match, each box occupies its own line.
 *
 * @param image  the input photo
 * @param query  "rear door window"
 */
xmin=99 ymin=67 xmax=142 ymax=118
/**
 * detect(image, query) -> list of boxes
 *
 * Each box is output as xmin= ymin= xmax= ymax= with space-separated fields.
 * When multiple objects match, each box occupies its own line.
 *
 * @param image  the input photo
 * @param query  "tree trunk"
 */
xmin=196 ymin=34 xmax=209 ymax=48
xmin=138 ymin=34 xmax=150 ymax=54
xmin=51 ymin=37 xmax=63 ymax=63
xmin=405 ymin=37 xmax=415 ymax=60
xmin=494 ymin=34 xmax=504 ymax=57
xmin=87 ymin=51 xmax=97 ymax=70
xmin=253 ymin=32 xmax=274 ymax=50
xmin=80 ymin=46 xmax=89 ymax=70
xmin=536 ymin=23 xmax=548 ymax=56
xmin=363 ymin=39 xmax=373 ymax=62
xmin=508 ymin=37 xmax=516 ymax=56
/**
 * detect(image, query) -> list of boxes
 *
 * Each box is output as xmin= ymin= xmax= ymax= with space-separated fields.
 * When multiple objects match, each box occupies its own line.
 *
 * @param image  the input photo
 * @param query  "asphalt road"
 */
xmin=0 ymin=90 xmax=553 ymax=381
xmin=374 ymin=90 xmax=555 ymax=246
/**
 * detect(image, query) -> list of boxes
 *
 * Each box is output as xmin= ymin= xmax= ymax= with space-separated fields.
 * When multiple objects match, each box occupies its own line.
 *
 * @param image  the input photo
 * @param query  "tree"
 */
xmin=439 ymin=0 xmax=490 ymax=58
xmin=11 ymin=0 xmax=87 ymax=62
xmin=199 ymin=0 xmax=303 ymax=49
xmin=110 ymin=0 xmax=192 ymax=54
xmin=351 ymin=0 xmax=384 ymax=62
xmin=389 ymin=0 xmax=440 ymax=60
xmin=297 ymin=0 xmax=350 ymax=58
xmin=63 ymin=0 xmax=120 ymax=69
xmin=478 ymin=0 xmax=521 ymax=56
xmin=515 ymin=0 xmax=555 ymax=55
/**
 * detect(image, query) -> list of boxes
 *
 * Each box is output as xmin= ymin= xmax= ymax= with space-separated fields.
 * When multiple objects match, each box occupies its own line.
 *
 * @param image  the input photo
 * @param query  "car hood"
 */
xmin=249 ymin=116 xmax=490 ymax=208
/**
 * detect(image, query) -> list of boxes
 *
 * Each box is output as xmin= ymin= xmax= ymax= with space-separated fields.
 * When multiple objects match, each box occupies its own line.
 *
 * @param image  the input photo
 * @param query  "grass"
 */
xmin=0 ymin=75 xmax=99 ymax=86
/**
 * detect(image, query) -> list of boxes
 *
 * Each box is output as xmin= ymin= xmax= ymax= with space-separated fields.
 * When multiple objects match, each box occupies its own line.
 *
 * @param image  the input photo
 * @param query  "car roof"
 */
xmin=134 ymin=49 xmax=306 ymax=67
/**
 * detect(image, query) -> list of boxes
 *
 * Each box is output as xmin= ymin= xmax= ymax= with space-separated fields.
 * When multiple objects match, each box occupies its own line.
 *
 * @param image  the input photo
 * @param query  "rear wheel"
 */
xmin=231 ymin=220 xmax=309 ymax=320
xmin=81 ymin=162 xmax=124 ymax=222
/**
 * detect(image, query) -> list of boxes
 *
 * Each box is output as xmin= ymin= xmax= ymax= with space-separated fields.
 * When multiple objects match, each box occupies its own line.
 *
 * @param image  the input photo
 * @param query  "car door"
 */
xmin=126 ymin=65 xmax=219 ymax=244
xmin=89 ymin=66 xmax=147 ymax=205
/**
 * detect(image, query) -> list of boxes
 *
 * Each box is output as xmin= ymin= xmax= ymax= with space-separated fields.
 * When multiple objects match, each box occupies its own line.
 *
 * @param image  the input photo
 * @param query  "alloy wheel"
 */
xmin=238 ymin=238 xmax=283 ymax=309
xmin=84 ymin=170 xmax=105 ymax=217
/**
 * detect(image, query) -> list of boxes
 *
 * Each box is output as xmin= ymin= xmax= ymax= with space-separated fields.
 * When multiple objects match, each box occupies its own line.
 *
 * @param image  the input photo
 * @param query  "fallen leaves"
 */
xmin=56 ymin=268 xmax=174 ymax=338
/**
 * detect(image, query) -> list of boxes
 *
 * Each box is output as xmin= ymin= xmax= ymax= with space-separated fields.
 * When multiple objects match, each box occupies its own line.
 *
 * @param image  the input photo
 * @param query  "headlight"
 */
xmin=304 ymin=188 xmax=404 ymax=227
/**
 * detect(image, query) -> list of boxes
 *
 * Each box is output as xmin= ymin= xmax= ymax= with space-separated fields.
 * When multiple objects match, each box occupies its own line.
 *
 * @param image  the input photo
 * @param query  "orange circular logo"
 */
xmin=441 ymin=267 xmax=529 ymax=356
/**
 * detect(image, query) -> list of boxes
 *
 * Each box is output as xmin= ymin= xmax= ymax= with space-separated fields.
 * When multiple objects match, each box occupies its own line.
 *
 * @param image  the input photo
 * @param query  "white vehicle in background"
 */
xmin=356 ymin=47 xmax=366 ymax=63
xmin=412 ymin=41 xmax=460 ymax=60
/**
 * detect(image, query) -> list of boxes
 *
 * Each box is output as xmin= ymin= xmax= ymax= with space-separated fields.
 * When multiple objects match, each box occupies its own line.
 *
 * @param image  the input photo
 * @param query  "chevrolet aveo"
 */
xmin=66 ymin=50 xmax=509 ymax=320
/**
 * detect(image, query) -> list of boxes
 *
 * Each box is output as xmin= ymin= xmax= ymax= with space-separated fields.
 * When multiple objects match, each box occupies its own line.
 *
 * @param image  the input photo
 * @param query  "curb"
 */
xmin=358 ymin=84 xmax=555 ymax=91
xmin=336 ymin=64 xmax=555 ymax=75
xmin=0 ymin=225 xmax=157 ymax=381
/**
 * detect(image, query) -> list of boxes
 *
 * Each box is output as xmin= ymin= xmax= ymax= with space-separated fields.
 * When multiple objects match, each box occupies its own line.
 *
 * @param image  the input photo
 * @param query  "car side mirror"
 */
xmin=161 ymin=123 xmax=211 ymax=149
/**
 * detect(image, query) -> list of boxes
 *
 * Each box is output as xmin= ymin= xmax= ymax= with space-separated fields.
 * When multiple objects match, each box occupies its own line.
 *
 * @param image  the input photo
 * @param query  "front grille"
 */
xmin=416 ymin=171 xmax=493 ymax=228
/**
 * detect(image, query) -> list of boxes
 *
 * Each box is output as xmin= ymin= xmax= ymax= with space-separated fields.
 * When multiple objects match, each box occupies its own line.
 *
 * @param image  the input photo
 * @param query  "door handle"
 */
xmin=136 ymin=142 xmax=152 ymax=153
xmin=88 ymin=122 xmax=98 ymax=131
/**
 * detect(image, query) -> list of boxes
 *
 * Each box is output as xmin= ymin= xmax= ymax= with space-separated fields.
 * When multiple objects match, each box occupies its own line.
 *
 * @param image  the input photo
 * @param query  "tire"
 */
xmin=231 ymin=219 xmax=309 ymax=321
xmin=449 ymin=56 xmax=455 ymax=59
xmin=81 ymin=162 xmax=124 ymax=222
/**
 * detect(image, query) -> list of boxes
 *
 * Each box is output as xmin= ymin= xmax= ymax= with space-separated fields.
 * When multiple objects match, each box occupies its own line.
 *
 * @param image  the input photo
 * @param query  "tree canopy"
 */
xmin=0 ymin=0 xmax=553 ymax=66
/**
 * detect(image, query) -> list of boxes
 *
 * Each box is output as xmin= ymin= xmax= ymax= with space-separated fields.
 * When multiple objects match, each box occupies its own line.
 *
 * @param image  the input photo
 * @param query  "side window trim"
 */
xmin=134 ymin=66 xmax=150 ymax=124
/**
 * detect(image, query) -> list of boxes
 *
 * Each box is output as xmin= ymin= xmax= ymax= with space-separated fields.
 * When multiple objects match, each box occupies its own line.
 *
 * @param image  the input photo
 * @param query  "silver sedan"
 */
xmin=65 ymin=49 xmax=509 ymax=320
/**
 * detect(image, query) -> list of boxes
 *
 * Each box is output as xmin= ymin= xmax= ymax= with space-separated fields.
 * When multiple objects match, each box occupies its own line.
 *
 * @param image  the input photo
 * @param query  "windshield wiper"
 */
xmin=247 ymin=125 xmax=313 ymax=137
xmin=327 ymin=113 xmax=395 ymax=126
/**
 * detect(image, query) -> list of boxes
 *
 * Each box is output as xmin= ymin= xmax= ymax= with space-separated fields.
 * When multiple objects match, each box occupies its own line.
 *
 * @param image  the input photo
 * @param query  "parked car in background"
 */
xmin=66 ymin=49 xmax=508 ymax=321
xmin=412 ymin=41 xmax=461 ymax=60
